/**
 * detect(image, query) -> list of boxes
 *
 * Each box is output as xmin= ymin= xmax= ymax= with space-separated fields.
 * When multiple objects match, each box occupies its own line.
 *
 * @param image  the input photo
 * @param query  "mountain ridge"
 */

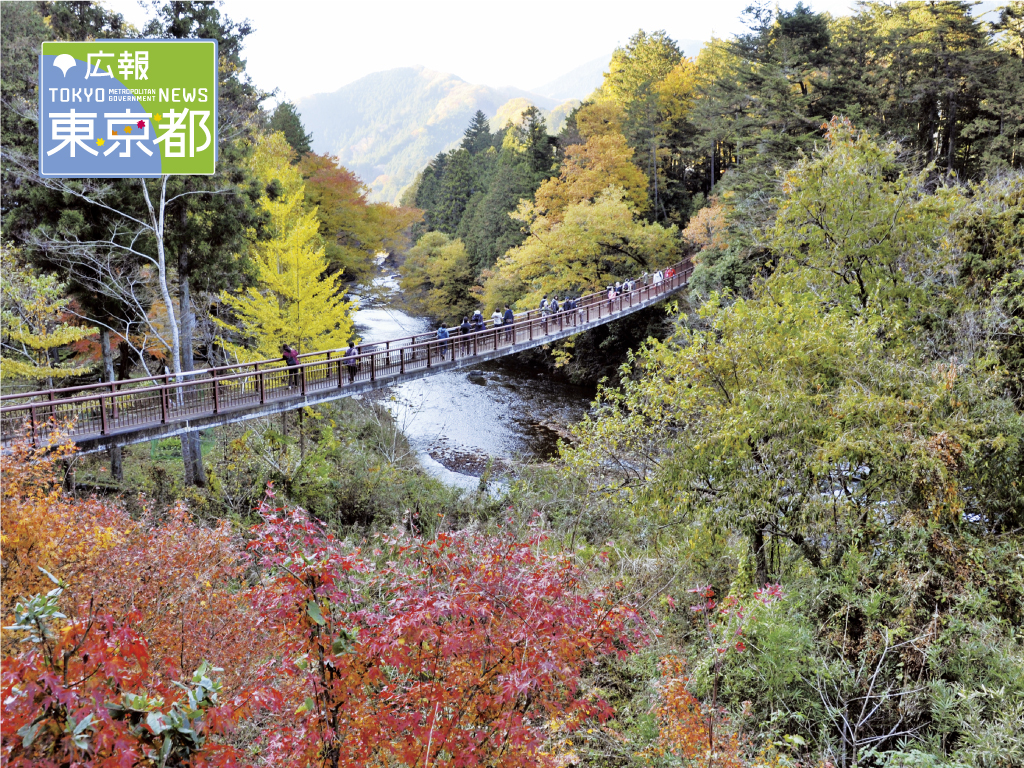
xmin=296 ymin=43 xmax=712 ymax=204
xmin=297 ymin=66 xmax=564 ymax=203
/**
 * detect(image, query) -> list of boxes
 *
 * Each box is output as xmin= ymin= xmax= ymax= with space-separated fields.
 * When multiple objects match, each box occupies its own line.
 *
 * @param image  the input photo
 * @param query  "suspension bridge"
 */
xmin=0 ymin=260 xmax=692 ymax=454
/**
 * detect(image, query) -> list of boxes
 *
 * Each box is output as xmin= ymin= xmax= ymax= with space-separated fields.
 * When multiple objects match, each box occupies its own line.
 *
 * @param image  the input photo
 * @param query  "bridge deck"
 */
xmin=1 ymin=262 xmax=690 ymax=453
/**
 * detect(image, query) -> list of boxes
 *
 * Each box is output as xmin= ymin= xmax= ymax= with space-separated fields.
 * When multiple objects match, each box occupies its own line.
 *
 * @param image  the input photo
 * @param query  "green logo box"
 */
xmin=40 ymin=40 xmax=218 ymax=177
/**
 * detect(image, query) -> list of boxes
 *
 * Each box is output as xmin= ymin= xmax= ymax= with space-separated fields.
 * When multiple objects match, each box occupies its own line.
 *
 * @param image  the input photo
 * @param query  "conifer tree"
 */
xmin=434 ymin=149 xmax=476 ymax=234
xmin=269 ymin=101 xmax=314 ymax=159
xmin=461 ymin=110 xmax=492 ymax=155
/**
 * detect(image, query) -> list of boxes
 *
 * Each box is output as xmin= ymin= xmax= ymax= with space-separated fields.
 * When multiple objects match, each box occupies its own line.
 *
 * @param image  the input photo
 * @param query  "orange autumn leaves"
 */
xmin=652 ymin=657 xmax=748 ymax=767
xmin=1 ymin=438 xmax=262 ymax=692
xmin=0 ymin=440 xmax=125 ymax=651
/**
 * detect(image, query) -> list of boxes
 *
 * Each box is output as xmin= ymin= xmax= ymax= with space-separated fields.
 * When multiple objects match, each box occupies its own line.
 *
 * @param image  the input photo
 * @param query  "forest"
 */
xmin=1 ymin=1 xmax=1023 ymax=767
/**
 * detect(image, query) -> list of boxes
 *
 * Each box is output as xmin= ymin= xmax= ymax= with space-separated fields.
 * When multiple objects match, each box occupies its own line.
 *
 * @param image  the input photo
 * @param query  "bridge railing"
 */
xmin=0 ymin=260 xmax=691 ymax=446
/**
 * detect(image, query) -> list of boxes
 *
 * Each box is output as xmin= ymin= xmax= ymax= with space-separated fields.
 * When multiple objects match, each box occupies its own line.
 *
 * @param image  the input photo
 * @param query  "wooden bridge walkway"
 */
xmin=0 ymin=261 xmax=691 ymax=454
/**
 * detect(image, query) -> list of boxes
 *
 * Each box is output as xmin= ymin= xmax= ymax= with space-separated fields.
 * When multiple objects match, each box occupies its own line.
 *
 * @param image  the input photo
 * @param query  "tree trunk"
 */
xmin=710 ymin=139 xmax=715 ymax=193
xmin=946 ymin=97 xmax=959 ymax=174
xmin=177 ymin=234 xmax=207 ymax=488
xmin=140 ymin=177 xmax=182 ymax=377
xmin=116 ymin=340 xmax=132 ymax=380
xmin=99 ymin=327 xmax=123 ymax=482
xmin=752 ymin=525 xmax=769 ymax=589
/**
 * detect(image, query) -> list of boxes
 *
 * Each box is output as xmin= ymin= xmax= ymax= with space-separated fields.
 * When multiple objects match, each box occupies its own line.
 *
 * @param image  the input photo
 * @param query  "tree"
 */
xmin=954 ymin=174 xmax=1024 ymax=405
xmin=484 ymin=188 xmax=678 ymax=310
xmin=399 ymin=231 xmax=476 ymax=322
xmin=597 ymin=30 xmax=683 ymax=216
xmin=0 ymin=245 xmax=94 ymax=386
xmin=765 ymin=118 xmax=957 ymax=321
xmin=501 ymin=106 xmax=555 ymax=183
xmin=1 ymin=0 xmax=265 ymax=487
xmin=713 ymin=2 xmax=832 ymax=195
xmin=217 ymin=133 xmax=355 ymax=360
xmin=299 ymin=152 xmax=420 ymax=285
xmin=460 ymin=156 xmax=534 ymax=270
xmin=461 ymin=109 xmax=492 ymax=155
xmin=561 ymin=126 xmax=1024 ymax=592
xmin=269 ymin=101 xmax=313 ymax=158
xmin=534 ymin=103 xmax=650 ymax=221
xmin=821 ymin=2 xmax=1011 ymax=178
xmin=433 ymin=148 xmax=476 ymax=235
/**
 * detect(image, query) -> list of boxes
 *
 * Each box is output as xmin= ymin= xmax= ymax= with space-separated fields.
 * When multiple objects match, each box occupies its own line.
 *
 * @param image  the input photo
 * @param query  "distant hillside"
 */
xmin=531 ymin=55 xmax=610 ymax=102
xmin=297 ymin=68 xmax=560 ymax=203
xmin=531 ymin=40 xmax=704 ymax=103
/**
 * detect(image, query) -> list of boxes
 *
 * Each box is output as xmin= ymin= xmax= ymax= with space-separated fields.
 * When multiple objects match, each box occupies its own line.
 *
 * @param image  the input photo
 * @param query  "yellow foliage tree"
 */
xmin=217 ymin=133 xmax=356 ymax=360
xmin=399 ymin=231 xmax=477 ymax=323
xmin=534 ymin=104 xmax=650 ymax=221
xmin=483 ymin=188 xmax=678 ymax=310
xmin=658 ymin=59 xmax=699 ymax=128
xmin=681 ymin=197 xmax=729 ymax=254
xmin=0 ymin=243 xmax=94 ymax=386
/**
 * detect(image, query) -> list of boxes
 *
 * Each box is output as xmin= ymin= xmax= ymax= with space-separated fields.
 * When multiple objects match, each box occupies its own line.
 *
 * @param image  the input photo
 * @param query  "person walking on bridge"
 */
xmin=491 ymin=307 xmax=502 ymax=331
xmin=282 ymin=343 xmax=299 ymax=389
xmin=460 ymin=316 xmax=471 ymax=356
xmin=503 ymin=304 xmax=515 ymax=344
xmin=473 ymin=310 xmax=486 ymax=333
xmin=437 ymin=323 xmax=450 ymax=359
xmin=343 ymin=341 xmax=359 ymax=383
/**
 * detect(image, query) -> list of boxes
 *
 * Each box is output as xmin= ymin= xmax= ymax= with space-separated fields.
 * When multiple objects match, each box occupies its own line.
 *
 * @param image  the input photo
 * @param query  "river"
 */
xmin=350 ymin=270 xmax=595 ymax=490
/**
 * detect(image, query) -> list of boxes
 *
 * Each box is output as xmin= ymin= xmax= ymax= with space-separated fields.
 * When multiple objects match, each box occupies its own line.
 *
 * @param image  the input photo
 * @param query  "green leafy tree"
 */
xmin=502 ymin=106 xmax=555 ymax=183
xmin=821 ymin=1 xmax=1013 ymax=177
xmin=399 ymin=232 xmax=477 ymax=323
xmin=764 ymin=118 xmax=959 ymax=327
xmin=433 ymin=148 xmax=476 ymax=235
xmin=460 ymin=156 xmax=534 ymax=271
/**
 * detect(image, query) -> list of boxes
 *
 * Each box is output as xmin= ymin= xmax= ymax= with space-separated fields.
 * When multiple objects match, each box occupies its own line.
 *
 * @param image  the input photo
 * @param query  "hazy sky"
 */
xmin=103 ymin=0 xmax=858 ymax=101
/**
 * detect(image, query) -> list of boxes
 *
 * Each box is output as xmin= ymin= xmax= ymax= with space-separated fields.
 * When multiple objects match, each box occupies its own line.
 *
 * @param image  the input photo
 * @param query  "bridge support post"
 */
xmin=100 ymin=394 xmax=108 ymax=435
xmin=400 ymin=347 xmax=405 ymax=374
xmin=370 ymin=353 xmax=376 ymax=382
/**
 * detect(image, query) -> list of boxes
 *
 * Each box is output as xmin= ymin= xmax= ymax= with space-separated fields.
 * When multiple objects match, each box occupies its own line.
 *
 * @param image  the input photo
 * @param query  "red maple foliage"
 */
xmin=246 ymin=500 xmax=643 ymax=767
xmin=0 ymin=595 xmax=248 ymax=768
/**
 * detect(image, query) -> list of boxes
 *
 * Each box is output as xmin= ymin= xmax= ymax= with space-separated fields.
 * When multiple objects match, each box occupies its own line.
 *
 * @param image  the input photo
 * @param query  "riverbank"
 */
xmin=350 ymin=266 xmax=595 ymax=489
